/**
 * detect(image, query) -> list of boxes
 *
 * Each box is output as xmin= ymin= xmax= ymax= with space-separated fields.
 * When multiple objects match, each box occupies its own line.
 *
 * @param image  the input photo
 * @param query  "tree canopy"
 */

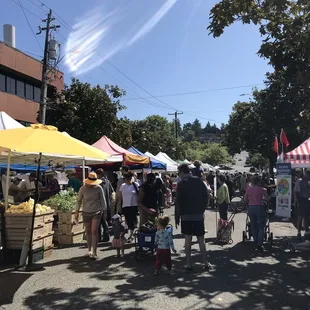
xmin=208 ymin=0 xmax=310 ymax=166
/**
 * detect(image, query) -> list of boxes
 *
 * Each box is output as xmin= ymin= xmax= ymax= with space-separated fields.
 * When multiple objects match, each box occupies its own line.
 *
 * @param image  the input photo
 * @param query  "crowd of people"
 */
xmin=8 ymin=160 xmax=309 ymax=269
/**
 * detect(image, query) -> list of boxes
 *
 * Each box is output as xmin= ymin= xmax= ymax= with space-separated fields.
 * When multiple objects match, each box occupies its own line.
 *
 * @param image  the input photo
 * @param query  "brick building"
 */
xmin=0 ymin=27 xmax=64 ymax=125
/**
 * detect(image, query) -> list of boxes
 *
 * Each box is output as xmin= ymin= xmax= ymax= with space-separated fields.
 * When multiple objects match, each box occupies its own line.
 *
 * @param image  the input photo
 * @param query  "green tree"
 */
xmin=131 ymin=115 xmax=175 ymax=156
xmin=250 ymin=153 xmax=268 ymax=169
xmin=208 ymin=0 xmax=310 ymax=163
xmin=201 ymin=143 xmax=231 ymax=166
xmin=191 ymin=119 xmax=202 ymax=138
xmin=46 ymin=78 xmax=126 ymax=144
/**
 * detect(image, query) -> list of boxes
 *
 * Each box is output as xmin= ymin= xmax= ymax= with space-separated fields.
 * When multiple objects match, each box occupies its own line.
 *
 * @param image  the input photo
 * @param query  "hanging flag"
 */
xmin=280 ymin=129 xmax=290 ymax=147
xmin=274 ymin=136 xmax=279 ymax=154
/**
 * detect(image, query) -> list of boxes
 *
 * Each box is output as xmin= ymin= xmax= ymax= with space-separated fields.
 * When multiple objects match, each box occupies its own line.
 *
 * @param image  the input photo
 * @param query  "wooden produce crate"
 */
xmin=58 ymin=231 xmax=84 ymax=245
xmin=43 ymin=212 xmax=54 ymax=223
xmin=5 ymin=213 xmax=44 ymax=229
xmin=6 ymin=226 xmax=44 ymax=242
xmin=6 ymin=237 xmax=43 ymax=250
xmin=58 ymin=211 xmax=82 ymax=224
xmin=44 ymin=221 xmax=53 ymax=236
xmin=43 ymin=233 xmax=54 ymax=250
xmin=58 ymin=222 xmax=84 ymax=235
xmin=44 ymin=246 xmax=53 ymax=258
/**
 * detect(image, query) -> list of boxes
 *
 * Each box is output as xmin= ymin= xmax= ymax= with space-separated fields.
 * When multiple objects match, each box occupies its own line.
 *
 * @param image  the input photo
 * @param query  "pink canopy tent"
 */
xmin=92 ymin=136 xmax=149 ymax=165
xmin=284 ymin=138 xmax=310 ymax=168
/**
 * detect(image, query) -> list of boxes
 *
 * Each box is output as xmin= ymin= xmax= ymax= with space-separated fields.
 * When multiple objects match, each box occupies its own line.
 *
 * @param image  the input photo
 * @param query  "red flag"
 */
xmin=273 ymin=136 xmax=279 ymax=154
xmin=280 ymin=129 xmax=289 ymax=147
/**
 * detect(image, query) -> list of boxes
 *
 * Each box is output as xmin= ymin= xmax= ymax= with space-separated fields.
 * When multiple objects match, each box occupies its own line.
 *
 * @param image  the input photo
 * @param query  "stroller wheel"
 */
xmin=229 ymin=239 xmax=233 ymax=245
xmin=269 ymin=232 xmax=274 ymax=246
xmin=242 ymin=231 xmax=247 ymax=244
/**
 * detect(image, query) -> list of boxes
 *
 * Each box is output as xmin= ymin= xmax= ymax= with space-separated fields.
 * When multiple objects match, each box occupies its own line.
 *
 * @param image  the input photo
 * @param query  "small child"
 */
xmin=111 ymin=214 xmax=126 ymax=258
xmin=154 ymin=216 xmax=176 ymax=275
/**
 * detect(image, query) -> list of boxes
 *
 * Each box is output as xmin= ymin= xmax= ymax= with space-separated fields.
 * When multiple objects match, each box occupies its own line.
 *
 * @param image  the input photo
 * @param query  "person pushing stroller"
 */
xmin=244 ymin=175 xmax=269 ymax=252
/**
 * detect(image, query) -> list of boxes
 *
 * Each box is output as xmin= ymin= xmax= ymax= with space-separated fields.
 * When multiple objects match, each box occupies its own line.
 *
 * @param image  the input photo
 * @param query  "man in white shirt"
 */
xmin=19 ymin=173 xmax=42 ymax=201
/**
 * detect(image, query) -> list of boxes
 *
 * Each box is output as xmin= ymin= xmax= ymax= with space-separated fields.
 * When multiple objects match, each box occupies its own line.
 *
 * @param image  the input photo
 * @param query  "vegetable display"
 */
xmin=44 ymin=190 xmax=77 ymax=212
xmin=6 ymin=198 xmax=52 ymax=214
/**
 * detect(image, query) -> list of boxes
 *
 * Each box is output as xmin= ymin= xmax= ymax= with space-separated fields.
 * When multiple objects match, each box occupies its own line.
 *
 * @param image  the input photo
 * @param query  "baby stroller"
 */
xmin=134 ymin=222 xmax=173 ymax=260
xmin=242 ymin=200 xmax=274 ymax=245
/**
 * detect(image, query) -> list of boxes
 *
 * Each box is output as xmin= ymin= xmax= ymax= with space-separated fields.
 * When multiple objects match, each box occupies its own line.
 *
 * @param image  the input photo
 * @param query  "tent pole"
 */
xmin=82 ymin=157 xmax=86 ymax=180
xmin=27 ymin=152 xmax=42 ymax=267
xmin=5 ymin=150 xmax=11 ymax=210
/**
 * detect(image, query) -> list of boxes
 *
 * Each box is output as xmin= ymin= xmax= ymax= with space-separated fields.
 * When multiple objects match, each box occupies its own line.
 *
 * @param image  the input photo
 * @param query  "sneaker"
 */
xmin=203 ymin=262 xmax=212 ymax=271
xmin=154 ymin=269 xmax=160 ymax=275
xmin=84 ymin=252 xmax=92 ymax=257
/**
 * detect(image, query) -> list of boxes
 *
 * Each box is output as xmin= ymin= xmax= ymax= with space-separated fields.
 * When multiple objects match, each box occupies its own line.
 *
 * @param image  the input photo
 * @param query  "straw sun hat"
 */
xmin=84 ymin=172 xmax=102 ymax=186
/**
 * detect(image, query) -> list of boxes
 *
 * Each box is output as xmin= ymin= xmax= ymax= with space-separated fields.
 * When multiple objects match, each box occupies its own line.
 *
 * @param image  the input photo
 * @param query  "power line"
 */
xmin=20 ymin=0 xmax=246 ymax=125
xmin=9 ymin=0 xmax=42 ymax=20
xmin=17 ymin=0 xmax=43 ymax=51
xmin=122 ymin=83 xmax=264 ymax=101
xmin=106 ymin=60 xmax=178 ymax=111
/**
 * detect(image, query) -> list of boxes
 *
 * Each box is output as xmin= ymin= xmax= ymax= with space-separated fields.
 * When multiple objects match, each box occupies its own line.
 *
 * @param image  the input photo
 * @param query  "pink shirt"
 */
xmin=245 ymin=186 xmax=265 ymax=206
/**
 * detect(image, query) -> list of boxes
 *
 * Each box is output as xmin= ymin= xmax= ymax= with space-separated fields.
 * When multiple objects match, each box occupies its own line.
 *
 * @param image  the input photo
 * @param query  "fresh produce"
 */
xmin=6 ymin=198 xmax=52 ymax=214
xmin=43 ymin=190 xmax=77 ymax=212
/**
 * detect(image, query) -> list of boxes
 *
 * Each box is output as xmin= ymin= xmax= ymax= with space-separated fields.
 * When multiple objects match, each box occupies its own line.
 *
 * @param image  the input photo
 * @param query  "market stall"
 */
xmin=128 ymin=146 xmax=166 ymax=170
xmin=284 ymin=138 xmax=310 ymax=168
xmin=155 ymin=152 xmax=179 ymax=172
xmin=0 ymin=124 xmax=110 ymax=267
xmin=92 ymin=136 xmax=149 ymax=165
xmin=0 ymin=111 xmax=25 ymax=130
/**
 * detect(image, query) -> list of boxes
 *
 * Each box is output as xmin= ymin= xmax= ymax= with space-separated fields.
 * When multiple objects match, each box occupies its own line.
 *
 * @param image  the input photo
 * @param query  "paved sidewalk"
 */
xmin=1 ymin=210 xmax=309 ymax=310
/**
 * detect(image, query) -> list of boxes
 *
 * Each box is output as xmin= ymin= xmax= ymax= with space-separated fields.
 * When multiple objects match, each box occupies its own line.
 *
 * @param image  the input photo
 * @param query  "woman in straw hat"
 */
xmin=75 ymin=172 xmax=107 ymax=260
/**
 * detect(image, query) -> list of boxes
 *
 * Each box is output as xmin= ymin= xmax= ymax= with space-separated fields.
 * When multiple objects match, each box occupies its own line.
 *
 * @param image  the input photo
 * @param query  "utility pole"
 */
xmin=37 ymin=9 xmax=60 ymax=124
xmin=169 ymin=111 xmax=183 ymax=139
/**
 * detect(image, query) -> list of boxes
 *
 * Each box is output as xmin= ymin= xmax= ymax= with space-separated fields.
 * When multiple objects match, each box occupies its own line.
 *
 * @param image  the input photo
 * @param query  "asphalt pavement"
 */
xmin=1 ymin=208 xmax=309 ymax=310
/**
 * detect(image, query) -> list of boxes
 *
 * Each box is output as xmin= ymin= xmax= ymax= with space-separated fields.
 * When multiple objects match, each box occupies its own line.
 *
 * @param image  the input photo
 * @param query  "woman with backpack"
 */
xmin=118 ymin=172 xmax=139 ymax=242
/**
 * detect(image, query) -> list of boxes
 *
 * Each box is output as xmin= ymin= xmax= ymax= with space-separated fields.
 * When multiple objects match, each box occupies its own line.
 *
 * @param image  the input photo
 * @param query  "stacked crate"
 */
xmin=5 ymin=212 xmax=55 ymax=262
xmin=57 ymin=211 xmax=84 ymax=245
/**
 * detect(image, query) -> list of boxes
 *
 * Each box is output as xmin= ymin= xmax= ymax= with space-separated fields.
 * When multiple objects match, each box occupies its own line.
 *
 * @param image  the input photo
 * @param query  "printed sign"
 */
xmin=276 ymin=163 xmax=291 ymax=176
xmin=276 ymin=174 xmax=292 ymax=218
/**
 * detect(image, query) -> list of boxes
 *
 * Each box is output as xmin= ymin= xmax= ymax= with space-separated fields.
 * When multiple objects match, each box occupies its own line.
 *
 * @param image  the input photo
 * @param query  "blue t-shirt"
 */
xmin=155 ymin=229 xmax=175 ymax=250
xmin=192 ymin=167 xmax=203 ymax=178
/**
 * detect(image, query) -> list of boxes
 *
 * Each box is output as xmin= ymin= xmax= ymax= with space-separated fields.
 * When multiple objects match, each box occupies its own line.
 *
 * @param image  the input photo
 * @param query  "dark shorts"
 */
xmin=181 ymin=220 xmax=205 ymax=237
xmin=83 ymin=211 xmax=102 ymax=225
xmin=298 ymin=197 xmax=310 ymax=217
xmin=122 ymin=206 xmax=138 ymax=230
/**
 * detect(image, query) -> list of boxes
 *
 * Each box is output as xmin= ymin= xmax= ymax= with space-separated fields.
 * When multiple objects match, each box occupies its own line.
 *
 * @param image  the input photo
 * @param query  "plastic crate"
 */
xmin=4 ymin=247 xmax=44 ymax=264
xmin=137 ymin=232 xmax=156 ymax=248
xmin=58 ymin=222 xmax=84 ymax=235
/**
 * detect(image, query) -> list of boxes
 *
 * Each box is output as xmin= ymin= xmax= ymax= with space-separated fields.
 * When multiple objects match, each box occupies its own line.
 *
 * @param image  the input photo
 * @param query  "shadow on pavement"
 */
xmin=23 ymin=237 xmax=310 ymax=310
xmin=0 ymin=270 xmax=33 ymax=306
xmin=23 ymin=287 xmax=144 ymax=310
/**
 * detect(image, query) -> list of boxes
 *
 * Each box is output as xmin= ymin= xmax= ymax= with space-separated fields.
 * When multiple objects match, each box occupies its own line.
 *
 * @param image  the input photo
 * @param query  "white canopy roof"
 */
xmin=0 ymin=112 xmax=24 ymax=130
xmin=155 ymin=152 xmax=179 ymax=172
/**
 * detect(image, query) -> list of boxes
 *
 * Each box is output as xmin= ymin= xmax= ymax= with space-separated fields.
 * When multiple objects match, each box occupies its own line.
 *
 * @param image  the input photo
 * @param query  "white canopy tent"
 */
xmin=0 ymin=111 xmax=24 ymax=130
xmin=155 ymin=152 xmax=179 ymax=172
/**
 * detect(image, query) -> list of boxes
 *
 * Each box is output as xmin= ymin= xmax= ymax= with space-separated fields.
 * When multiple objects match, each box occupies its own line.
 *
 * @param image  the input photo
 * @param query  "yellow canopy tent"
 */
xmin=0 ymin=124 xmax=110 ymax=268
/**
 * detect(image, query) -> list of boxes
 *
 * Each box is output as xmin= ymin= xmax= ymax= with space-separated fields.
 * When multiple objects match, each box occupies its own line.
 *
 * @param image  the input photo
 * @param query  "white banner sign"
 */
xmin=276 ymin=175 xmax=292 ymax=218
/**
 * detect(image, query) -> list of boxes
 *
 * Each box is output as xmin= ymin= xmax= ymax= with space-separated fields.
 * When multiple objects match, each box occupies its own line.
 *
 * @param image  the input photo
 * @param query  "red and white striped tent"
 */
xmin=284 ymin=138 xmax=310 ymax=168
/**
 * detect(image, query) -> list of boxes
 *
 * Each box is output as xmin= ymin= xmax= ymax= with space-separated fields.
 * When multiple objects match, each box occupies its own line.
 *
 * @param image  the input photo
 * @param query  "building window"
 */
xmin=34 ymin=87 xmax=40 ymax=102
xmin=16 ymin=80 xmax=25 ymax=97
xmin=6 ymin=77 xmax=15 ymax=94
xmin=0 ymin=74 xmax=5 ymax=92
xmin=26 ymin=84 xmax=34 ymax=100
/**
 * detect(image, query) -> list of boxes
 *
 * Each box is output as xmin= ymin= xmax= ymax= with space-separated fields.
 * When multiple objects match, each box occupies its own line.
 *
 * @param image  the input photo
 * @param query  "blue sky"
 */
xmin=1 ymin=0 xmax=269 ymax=127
